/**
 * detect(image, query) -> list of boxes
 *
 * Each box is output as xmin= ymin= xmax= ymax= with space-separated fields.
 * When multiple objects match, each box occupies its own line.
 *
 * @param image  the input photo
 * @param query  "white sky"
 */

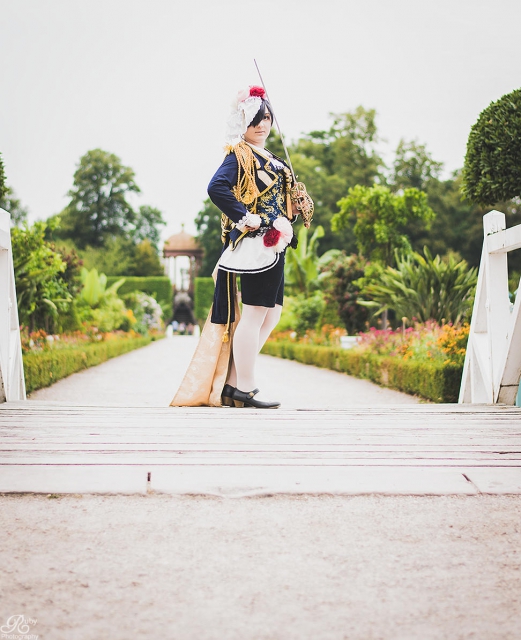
xmin=1 ymin=0 xmax=520 ymax=240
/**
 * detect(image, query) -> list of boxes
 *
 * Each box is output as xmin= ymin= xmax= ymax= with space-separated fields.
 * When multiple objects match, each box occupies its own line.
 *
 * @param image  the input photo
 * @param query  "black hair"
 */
xmin=248 ymin=99 xmax=273 ymax=128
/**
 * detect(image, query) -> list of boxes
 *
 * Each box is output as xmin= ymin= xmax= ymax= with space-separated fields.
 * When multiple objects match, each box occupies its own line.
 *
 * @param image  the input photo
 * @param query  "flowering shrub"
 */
xmin=436 ymin=323 xmax=470 ymax=366
xmin=270 ymin=324 xmax=347 ymax=347
xmin=122 ymin=292 xmax=163 ymax=334
xmin=20 ymin=325 xmax=143 ymax=353
xmin=355 ymin=321 xmax=469 ymax=365
xmin=269 ymin=320 xmax=470 ymax=365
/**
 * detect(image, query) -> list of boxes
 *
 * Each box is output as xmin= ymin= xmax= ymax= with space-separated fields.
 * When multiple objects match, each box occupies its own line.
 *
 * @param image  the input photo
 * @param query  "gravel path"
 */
xmin=1 ymin=494 xmax=520 ymax=639
xmin=8 ymin=336 xmax=521 ymax=638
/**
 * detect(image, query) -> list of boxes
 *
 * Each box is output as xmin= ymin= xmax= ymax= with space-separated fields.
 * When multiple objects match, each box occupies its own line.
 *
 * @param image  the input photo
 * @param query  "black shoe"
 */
xmin=232 ymin=388 xmax=281 ymax=409
xmin=221 ymin=384 xmax=236 ymax=407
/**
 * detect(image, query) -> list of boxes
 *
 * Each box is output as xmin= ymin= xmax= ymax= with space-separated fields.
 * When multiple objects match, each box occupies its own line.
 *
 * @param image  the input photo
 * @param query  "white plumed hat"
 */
xmin=225 ymin=86 xmax=266 ymax=145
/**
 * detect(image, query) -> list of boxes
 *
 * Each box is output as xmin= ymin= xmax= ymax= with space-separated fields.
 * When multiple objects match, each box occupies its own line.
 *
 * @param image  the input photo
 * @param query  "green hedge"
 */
xmin=194 ymin=277 xmax=214 ymax=321
xmin=261 ymin=341 xmax=463 ymax=403
xmin=106 ymin=276 xmax=172 ymax=307
xmin=23 ymin=336 xmax=154 ymax=394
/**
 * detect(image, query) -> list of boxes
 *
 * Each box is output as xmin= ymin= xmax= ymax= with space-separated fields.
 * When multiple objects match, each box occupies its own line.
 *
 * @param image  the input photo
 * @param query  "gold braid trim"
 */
xmin=231 ymin=141 xmax=260 ymax=208
xmin=222 ymin=271 xmax=232 ymax=343
xmin=220 ymin=213 xmax=232 ymax=244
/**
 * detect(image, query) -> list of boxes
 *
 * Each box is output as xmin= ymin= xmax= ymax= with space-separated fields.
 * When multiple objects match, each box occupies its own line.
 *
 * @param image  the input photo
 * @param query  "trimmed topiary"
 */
xmin=463 ymin=88 xmax=521 ymax=205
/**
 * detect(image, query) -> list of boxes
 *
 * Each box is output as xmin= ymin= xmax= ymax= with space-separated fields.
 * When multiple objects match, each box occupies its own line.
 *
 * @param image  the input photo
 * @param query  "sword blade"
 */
xmin=254 ymin=59 xmax=297 ymax=183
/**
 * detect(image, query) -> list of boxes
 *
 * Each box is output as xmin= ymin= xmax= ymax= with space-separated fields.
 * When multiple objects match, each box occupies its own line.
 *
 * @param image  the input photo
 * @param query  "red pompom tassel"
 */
xmin=263 ymin=228 xmax=281 ymax=247
xmin=250 ymin=86 xmax=266 ymax=99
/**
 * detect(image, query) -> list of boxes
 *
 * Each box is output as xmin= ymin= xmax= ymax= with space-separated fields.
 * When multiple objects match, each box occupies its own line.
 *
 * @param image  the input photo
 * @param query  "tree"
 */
xmin=332 ymin=184 xmax=435 ymax=267
xmin=0 ymin=185 xmax=29 ymax=227
xmin=391 ymin=139 xmax=443 ymax=192
xmin=463 ymin=88 xmax=521 ymax=205
xmin=291 ymin=107 xmax=385 ymax=253
xmin=131 ymin=205 xmax=166 ymax=251
xmin=78 ymin=236 xmax=164 ymax=277
xmin=59 ymin=149 xmax=140 ymax=248
xmin=194 ymin=198 xmax=224 ymax=276
xmin=130 ymin=239 xmax=164 ymax=276
xmin=0 ymin=154 xmax=29 ymax=226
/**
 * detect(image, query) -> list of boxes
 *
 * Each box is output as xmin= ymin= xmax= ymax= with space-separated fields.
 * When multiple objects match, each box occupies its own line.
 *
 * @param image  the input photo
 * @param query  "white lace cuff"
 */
xmin=236 ymin=213 xmax=261 ymax=232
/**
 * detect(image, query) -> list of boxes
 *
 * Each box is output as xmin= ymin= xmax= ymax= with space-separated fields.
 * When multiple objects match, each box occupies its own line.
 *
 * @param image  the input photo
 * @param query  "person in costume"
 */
xmin=170 ymin=85 xmax=307 ymax=410
xmin=208 ymin=86 xmax=300 ymax=409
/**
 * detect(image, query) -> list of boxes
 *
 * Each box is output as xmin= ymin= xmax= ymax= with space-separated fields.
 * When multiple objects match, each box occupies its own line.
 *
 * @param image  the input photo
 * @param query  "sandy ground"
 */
xmin=7 ymin=337 xmax=521 ymax=638
xmin=1 ymin=494 xmax=520 ymax=640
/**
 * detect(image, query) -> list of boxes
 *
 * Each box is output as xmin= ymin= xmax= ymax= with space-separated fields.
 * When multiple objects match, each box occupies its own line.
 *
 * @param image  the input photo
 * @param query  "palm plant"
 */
xmin=359 ymin=247 xmax=478 ymax=324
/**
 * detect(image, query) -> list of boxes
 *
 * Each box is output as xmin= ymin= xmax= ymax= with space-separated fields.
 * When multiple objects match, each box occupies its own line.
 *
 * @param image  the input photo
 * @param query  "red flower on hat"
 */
xmin=250 ymin=86 xmax=265 ymax=99
xmin=263 ymin=228 xmax=281 ymax=247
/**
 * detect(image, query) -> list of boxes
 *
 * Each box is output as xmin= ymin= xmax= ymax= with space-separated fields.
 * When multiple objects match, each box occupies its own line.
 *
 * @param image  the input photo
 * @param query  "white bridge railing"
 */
xmin=0 ymin=208 xmax=26 ymax=402
xmin=459 ymin=210 xmax=521 ymax=405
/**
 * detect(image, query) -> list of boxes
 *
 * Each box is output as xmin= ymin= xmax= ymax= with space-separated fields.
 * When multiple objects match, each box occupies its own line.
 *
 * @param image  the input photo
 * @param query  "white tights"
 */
xmin=227 ymin=303 xmax=282 ymax=392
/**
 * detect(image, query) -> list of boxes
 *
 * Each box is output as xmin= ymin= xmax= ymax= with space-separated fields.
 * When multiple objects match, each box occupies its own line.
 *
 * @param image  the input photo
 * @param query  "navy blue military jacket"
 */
xmin=208 ymin=146 xmax=290 ymax=247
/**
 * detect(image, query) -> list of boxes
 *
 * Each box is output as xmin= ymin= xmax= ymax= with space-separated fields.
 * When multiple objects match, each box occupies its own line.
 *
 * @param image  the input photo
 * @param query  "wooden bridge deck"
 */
xmin=1 ymin=402 xmax=520 ymax=496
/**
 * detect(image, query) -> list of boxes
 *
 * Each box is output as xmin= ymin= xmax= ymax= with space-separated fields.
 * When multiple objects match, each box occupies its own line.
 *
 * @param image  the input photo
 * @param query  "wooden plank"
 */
xmin=1 ymin=402 xmax=520 ymax=493
xmin=149 ymin=465 xmax=479 ymax=496
xmin=0 ymin=464 xmax=147 ymax=494
xmin=1 ymin=456 xmax=520 ymax=467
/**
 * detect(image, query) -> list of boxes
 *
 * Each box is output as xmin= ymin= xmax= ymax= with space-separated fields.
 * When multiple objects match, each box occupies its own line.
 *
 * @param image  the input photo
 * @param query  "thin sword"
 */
xmin=253 ymin=58 xmax=297 ymax=183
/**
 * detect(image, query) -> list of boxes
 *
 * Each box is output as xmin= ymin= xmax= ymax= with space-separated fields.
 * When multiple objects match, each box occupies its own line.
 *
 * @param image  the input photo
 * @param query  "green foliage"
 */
xmin=58 ymin=149 xmax=140 ymax=248
xmin=12 ymin=221 xmax=73 ymax=332
xmin=66 ymin=234 xmax=164 ymax=277
xmin=132 ymin=205 xmax=166 ymax=251
xmin=285 ymin=225 xmax=326 ymax=295
xmin=405 ymin=170 xmax=489 ymax=268
xmin=291 ymin=107 xmax=384 ymax=253
xmin=0 ymin=152 xmax=28 ymax=226
xmin=23 ymin=336 xmax=153 ymax=394
xmin=106 ymin=276 xmax=173 ymax=310
xmin=194 ymin=277 xmax=214 ymax=321
xmin=359 ymin=248 xmax=478 ymax=324
xmin=0 ymin=185 xmax=28 ymax=227
xmin=131 ymin=239 xmax=165 ymax=276
xmin=0 ymin=152 xmax=6 ymax=199
xmin=195 ymin=198 xmax=224 ymax=276
xmin=463 ymin=88 xmax=521 ymax=205
xmin=391 ymin=139 xmax=443 ymax=191
xmin=79 ymin=267 xmax=124 ymax=306
xmin=78 ymin=236 xmax=136 ymax=275
xmin=261 ymin=341 xmax=462 ymax=403
xmin=332 ymin=184 xmax=435 ymax=267
xmin=318 ymin=252 xmax=370 ymax=334
xmin=76 ymin=268 xmax=130 ymax=332
xmin=293 ymin=292 xmax=325 ymax=336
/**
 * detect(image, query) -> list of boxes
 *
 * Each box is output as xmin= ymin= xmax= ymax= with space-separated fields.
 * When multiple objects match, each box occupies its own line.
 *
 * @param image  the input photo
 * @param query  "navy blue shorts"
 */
xmin=240 ymin=252 xmax=284 ymax=308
